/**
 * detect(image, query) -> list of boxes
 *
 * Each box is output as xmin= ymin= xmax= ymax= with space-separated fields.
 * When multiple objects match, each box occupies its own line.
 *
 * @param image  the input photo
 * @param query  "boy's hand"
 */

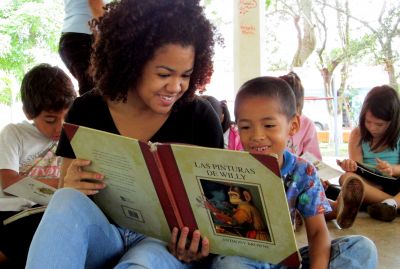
xmin=63 ymin=159 xmax=105 ymax=195
xmin=375 ymin=158 xmax=393 ymax=176
xmin=336 ymin=159 xmax=357 ymax=172
xmin=168 ymin=227 xmax=209 ymax=263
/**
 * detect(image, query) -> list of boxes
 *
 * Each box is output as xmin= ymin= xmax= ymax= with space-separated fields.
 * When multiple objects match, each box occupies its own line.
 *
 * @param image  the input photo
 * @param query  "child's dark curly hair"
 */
xmin=90 ymin=0 xmax=218 ymax=104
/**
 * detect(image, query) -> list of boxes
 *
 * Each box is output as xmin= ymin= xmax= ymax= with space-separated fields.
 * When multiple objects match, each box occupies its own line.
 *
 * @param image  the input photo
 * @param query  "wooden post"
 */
xmin=233 ymin=0 xmax=265 ymax=93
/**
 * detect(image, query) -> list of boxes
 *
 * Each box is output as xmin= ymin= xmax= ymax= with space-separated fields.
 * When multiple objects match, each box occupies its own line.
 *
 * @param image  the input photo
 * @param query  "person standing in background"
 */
xmin=59 ymin=0 xmax=105 ymax=95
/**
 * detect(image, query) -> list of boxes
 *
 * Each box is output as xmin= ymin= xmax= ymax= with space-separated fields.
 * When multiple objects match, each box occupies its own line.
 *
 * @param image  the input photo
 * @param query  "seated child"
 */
xmin=210 ymin=76 xmax=377 ymax=269
xmin=337 ymin=85 xmax=400 ymax=222
xmin=279 ymin=71 xmax=322 ymax=160
xmin=0 ymin=63 xmax=76 ymax=268
xmin=200 ymin=95 xmax=243 ymax=150
xmin=278 ymin=72 xmax=359 ymax=229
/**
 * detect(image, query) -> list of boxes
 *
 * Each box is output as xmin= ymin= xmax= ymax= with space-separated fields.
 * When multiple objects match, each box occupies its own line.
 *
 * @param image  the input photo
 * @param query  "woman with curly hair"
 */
xmin=26 ymin=0 xmax=223 ymax=268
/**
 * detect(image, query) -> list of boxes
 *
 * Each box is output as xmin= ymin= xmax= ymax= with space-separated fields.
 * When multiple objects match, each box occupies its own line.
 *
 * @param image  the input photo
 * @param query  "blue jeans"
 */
xmin=210 ymin=235 xmax=377 ymax=269
xmin=26 ymin=188 xmax=197 ymax=269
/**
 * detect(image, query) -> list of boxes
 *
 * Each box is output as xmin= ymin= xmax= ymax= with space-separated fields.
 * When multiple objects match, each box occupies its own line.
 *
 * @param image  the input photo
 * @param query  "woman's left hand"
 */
xmin=375 ymin=158 xmax=393 ymax=176
xmin=167 ymin=227 xmax=209 ymax=263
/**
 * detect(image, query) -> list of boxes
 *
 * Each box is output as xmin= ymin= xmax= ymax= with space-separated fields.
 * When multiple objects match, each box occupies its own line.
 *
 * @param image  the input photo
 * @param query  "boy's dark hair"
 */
xmin=200 ymin=95 xmax=232 ymax=132
xmin=279 ymin=72 xmax=304 ymax=114
xmin=234 ymin=76 xmax=297 ymax=121
xmin=359 ymin=85 xmax=400 ymax=151
xmin=21 ymin=63 xmax=76 ymax=118
xmin=91 ymin=0 xmax=219 ymax=104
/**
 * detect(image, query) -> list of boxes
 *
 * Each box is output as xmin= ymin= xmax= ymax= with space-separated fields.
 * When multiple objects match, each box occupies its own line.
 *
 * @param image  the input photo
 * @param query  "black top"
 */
xmin=56 ymin=91 xmax=224 ymax=158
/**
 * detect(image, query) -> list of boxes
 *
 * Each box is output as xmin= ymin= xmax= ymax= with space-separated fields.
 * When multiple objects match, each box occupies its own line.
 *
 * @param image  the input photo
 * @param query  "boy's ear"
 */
xmin=289 ymin=114 xmax=301 ymax=136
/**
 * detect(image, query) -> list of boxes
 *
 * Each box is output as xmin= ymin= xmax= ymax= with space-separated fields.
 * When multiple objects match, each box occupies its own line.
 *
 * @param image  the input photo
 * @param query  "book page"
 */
xmin=67 ymin=124 xmax=171 ymax=241
xmin=301 ymin=152 xmax=343 ymax=180
xmin=168 ymin=144 xmax=300 ymax=266
xmin=3 ymin=177 xmax=56 ymax=205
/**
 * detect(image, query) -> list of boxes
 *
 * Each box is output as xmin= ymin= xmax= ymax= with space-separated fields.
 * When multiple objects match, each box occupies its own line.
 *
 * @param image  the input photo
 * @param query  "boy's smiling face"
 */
xmin=236 ymin=96 xmax=299 ymax=167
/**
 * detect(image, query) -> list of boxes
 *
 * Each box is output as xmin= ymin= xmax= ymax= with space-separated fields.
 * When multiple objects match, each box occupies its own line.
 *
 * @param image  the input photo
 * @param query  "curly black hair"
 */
xmin=90 ymin=0 xmax=219 ymax=104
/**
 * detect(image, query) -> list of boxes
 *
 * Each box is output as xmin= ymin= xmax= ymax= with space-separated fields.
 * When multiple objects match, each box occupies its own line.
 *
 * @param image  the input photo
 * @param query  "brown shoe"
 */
xmin=367 ymin=202 xmax=397 ymax=222
xmin=336 ymin=176 xmax=365 ymax=229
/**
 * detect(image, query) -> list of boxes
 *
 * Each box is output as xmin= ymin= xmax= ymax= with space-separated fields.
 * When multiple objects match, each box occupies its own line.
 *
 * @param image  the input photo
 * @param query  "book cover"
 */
xmin=64 ymin=123 xmax=301 ymax=267
xmin=355 ymin=162 xmax=399 ymax=188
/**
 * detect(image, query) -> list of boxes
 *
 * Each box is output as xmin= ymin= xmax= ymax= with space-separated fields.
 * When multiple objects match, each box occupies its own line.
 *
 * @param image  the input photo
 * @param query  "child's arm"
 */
xmin=348 ymin=128 xmax=363 ymax=162
xmin=1 ymin=169 xmax=60 ymax=189
xmin=59 ymin=157 xmax=105 ymax=195
xmin=304 ymin=214 xmax=331 ymax=269
xmin=375 ymin=158 xmax=400 ymax=177
xmin=0 ymin=169 xmax=22 ymax=189
xmin=337 ymin=128 xmax=363 ymax=172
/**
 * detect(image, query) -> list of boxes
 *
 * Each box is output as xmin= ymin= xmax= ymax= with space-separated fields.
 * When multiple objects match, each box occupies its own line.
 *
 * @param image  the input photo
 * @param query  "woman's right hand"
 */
xmin=63 ymin=159 xmax=105 ymax=195
xmin=336 ymin=159 xmax=358 ymax=172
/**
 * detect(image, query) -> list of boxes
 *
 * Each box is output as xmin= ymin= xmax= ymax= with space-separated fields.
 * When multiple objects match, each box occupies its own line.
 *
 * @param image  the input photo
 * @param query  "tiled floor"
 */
xmin=295 ymin=212 xmax=400 ymax=269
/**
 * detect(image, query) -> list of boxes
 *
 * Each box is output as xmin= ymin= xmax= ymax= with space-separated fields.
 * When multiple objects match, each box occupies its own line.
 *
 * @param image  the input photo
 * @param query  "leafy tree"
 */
xmin=0 ymin=0 xmax=63 ymax=105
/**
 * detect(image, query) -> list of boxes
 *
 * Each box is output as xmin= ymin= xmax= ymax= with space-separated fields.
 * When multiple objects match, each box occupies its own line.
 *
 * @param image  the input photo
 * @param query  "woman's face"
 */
xmin=364 ymin=110 xmax=390 ymax=139
xmin=133 ymin=44 xmax=195 ymax=115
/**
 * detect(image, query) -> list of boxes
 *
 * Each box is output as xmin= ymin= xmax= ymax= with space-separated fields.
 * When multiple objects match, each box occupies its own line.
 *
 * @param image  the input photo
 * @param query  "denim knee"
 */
xmin=329 ymin=235 xmax=377 ymax=269
xmin=210 ymin=255 xmax=267 ymax=269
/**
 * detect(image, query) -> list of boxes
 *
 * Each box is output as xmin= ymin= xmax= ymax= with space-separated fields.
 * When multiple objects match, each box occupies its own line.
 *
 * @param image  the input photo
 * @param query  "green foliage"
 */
xmin=0 ymin=0 xmax=63 ymax=105
xmin=0 ymin=73 xmax=13 ymax=106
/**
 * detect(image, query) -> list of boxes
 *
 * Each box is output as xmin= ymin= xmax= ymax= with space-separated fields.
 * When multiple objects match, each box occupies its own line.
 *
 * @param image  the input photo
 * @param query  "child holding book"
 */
xmin=337 ymin=85 xmax=400 ymax=222
xmin=26 ymin=1 xmax=224 ymax=268
xmin=210 ymin=76 xmax=377 ymax=269
xmin=0 ymin=63 xmax=76 ymax=269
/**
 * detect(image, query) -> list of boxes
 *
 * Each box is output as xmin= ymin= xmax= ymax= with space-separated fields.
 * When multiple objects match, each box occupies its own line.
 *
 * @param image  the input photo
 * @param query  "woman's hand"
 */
xmin=337 ymin=159 xmax=357 ymax=172
xmin=63 ymin=159 xmax=105 ymax=195
xmin=375 ymin=158 xmax=393 ymax=176
xmin=168 ymin=227 xmax=209 ymax=263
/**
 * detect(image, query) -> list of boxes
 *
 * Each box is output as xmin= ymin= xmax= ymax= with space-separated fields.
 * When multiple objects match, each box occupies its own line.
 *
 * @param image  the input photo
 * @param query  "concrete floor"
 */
xmin=295 ymin=212 xmax=400 ymax=269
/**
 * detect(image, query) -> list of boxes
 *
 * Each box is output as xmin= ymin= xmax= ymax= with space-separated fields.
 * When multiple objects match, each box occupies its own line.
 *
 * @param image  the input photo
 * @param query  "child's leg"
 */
xmin=335 ymin=174 xmax=365 ymax=228
xmin=341 ymin=174 xmax=399 ymax=221
xmin=300 ymin=235 xmax=377 ymax=269
xmin=26 ymin=188 xmax=132 ymax=269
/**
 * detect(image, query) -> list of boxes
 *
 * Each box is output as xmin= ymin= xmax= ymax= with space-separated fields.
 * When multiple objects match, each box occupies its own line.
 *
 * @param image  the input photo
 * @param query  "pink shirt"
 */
xmin=287 ymin=115 xmax=322 ymax=160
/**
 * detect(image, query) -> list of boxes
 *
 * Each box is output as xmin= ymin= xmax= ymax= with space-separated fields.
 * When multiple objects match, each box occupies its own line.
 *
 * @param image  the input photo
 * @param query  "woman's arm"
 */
xmin=304 ymin=214 xmax=331 ymax=269
xmin=59 ymin=157 xmax=105 ymax=195
xmin=88 ymin=0 xmax=105 ymax=19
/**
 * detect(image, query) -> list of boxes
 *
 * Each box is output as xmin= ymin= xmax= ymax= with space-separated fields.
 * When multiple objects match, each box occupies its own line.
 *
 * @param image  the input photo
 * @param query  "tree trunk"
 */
xmin=291 ymin=0 xmax=316 ymax=67
xmin=384 ymin=58 xmax=399 ymax=90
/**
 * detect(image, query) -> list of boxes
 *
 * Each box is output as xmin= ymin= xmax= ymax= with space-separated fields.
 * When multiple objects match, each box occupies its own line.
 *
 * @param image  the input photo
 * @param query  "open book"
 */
xmin=2 ymin=142 xmax=59 ymax=206
xmin=355 ymin=162 xmax=399 ymax=188
xmin=64 ymin=123 xmax=301 ymax=267
xmin=2 ymin=176 xmax=57 ymax=205
xmin=300 ymin=152 xmax=343 ymax=180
